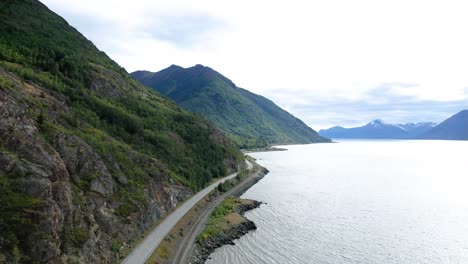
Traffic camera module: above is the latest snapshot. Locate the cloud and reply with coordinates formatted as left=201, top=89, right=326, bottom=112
left=40, top=0, right=468, bottom=130
left=40, top=0, right=227, bottom=52
left=143, top=15, right=225, bottom=48
left=264, top=84, right=468, bottom=130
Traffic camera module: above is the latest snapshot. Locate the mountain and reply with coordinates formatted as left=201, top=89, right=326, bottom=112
left=319, top=120, right=437, bottom=139
left=421, top=110, right=468, bottom=140
left=132, top=65, right=330, bottom=148
left=395, top=122, right=439, bottom=138
left=0, top=0, right=243, bottom=262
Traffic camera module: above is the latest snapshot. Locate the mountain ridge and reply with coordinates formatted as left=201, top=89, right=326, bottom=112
left=132, top=64, right=330, bottom=148
left=320, top=110, right=468, bottom=141
left=421, top=110, right=468, bottom=140
left=319, top=120, right=437, bottom=139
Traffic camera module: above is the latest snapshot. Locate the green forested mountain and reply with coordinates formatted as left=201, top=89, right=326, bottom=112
left=0, top=0, right=243, bottom=262
left=132, top=65, right=330, bottom=148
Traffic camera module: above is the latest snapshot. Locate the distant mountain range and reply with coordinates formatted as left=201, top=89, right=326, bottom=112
left=319, top=110, right=468, bottom=140
left=421, top=110, right=468, bottom=140
left=319, top=120, right=437, bottom=139
left=132, top=65, right=330, bottom=148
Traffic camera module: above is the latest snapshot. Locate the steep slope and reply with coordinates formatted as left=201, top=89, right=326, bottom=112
left=0, top=0, right=243, bottom=263
left=132, top=65, right=329, bottom=148
left=422, top=110, right=468, bottom=140
left=319, top=120, right=436, bottom=139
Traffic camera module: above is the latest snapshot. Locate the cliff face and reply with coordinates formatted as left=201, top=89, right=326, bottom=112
left=0, top=0, right=242, bottom=263
left=0, top=66, right=195, bottom=263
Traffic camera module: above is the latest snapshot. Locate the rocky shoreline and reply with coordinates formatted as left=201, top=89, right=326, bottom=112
left=243, top=146, right=288, bottom=153
left=189, top=166, right=269, bottom=264
left=190, top=200, right=262, bottom=264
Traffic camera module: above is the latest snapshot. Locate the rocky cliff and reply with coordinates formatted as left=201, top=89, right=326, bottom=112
left=0, top=0, right=243, bottom=263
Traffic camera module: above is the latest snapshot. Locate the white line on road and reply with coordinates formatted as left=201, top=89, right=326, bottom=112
left=121, top=159, right=251, bottom=264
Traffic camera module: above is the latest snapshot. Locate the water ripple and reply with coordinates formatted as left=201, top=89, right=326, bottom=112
left=207, top=141, right=468, bottom=264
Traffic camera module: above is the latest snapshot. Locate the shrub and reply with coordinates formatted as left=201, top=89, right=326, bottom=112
left=72, top=228, right=88, bottom=246
left=111, top=239, right=121, bottom=253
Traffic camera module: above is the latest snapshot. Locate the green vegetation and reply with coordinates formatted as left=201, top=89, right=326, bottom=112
left=216, top=167, right=250, bottom=193
left=132, top=65, right=330, bottom=149
left=72, top=228, right=89, bottom=246
left=0, top=0, right=244, bottom=261
left=0, top=0, right=243, bottom=191
left=197, top=196, right=238, bottom=242
left=156, top=244, right=169, bottom=259
left=111, top=239, right=121, bottom=254
left=0, top=172, right=42, bottom=260
left=0, top=75, right=14, bottom=90
left=163, top=234, right=173, bottom=242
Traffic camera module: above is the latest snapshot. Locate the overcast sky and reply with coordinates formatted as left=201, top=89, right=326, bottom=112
left=41, top=0, right=468, bottom=130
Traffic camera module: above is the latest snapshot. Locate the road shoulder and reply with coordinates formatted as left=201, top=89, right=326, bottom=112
left=146, top=159, right=268, bottom=264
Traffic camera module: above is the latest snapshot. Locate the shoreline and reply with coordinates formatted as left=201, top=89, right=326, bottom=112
left=242, top=140, right=335, bottom=153
left=189, top=166, right=268, bottom=264
left=190, top=199, right=262, bottom=264
left=121, top=160, right=252, bottom=264
left=242, top=146, right=288, bottom=153
left=145, top=160, right=268, bottom=264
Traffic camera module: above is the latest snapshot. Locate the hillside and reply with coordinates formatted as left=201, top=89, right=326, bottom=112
left=319, top=120, right=436, bottom=139
left=132, top=65, right=329, bottom=148
left=421, top=110, right=468, bottom=140
left=0, top=0, right=243, bottom=263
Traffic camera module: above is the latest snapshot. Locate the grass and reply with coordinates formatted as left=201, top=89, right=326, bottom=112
left=111, top=239, right=122, bottom=253
left=197, top=196, right=239, bottom=243
left=144, top=162, right=257, bottom=263
left=156, top=245, right=169, bottom=260
left=144, top=201, right=208, bottom=264
left=0, top=75, right=14, bottom=90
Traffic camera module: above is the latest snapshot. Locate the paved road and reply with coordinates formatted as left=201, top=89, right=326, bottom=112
left=121, top=160, right=252, bottom=264
left=171, top=162, right=261, bottom=264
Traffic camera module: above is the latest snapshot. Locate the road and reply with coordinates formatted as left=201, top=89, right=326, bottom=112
left=171, top=161, right=262, bottom=264
left=121, top=160, right=253, bottom=264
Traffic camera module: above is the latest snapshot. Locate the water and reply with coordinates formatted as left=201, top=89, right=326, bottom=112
left=207, top=140, right=468, bottom=264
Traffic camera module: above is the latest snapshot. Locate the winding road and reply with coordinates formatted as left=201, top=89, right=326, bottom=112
left=171, top=160, right=261, bottom=264
left=121, top=160, right=253, bottom=264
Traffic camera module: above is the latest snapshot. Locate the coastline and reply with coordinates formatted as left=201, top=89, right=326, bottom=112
left=121, top=160, right=252, bottom=264
left=190, top=200, right=262, bottom=264
left=145, top=160, right=268, bottom=264
left=242, top=146, right=288, bottom=153
left=242, top=139, right=335, bottom=154
left=189, top=166, right=268, bottom=264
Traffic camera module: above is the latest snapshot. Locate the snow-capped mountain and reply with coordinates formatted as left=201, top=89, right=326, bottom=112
left=319, top=120, right=437, bottom=139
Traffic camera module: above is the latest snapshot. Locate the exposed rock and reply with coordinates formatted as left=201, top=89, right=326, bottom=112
left=190, top=165, right=268, bottom=264
left=1, top=2, right=244, bottom=263
left=190, top=201, right=262, bottom=264
left=0, top=67, right=194, bottom=263
left=54, top=134, right=116, bottom=196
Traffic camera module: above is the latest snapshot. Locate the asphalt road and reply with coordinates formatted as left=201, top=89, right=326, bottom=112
left=121, top=160, right=252, bottom=264
left=171, top=161, right=261, bottom=264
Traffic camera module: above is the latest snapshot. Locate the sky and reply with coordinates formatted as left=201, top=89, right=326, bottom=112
left=41, top=0, right=468, bottom=130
